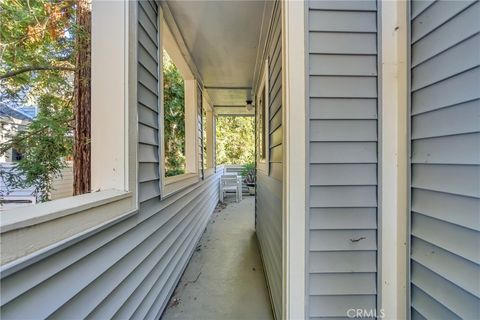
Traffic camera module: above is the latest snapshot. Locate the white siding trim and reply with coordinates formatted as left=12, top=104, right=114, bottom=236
left=184, top=79, right=199, bottom=174
left=378, top=1, right=409, bottom=319
left=282, top=1, right=307, bottom=318
left=205, top=109, right=215, bottom=169
left=0, top=190, right=133, bottom=265
left=257, top=60, right=270, bottom=174
left=91, top=0, right=134, bottom=192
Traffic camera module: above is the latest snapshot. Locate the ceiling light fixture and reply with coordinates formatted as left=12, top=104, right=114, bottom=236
left=246, top=100, right=253, bottom=111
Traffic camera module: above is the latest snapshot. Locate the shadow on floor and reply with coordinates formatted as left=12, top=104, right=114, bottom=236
left=161, top=196, right=273, bottom=320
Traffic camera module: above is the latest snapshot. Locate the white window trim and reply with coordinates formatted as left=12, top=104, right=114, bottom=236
left=378, top=1, right=409, bottom=318
left=204, top=94, right=215, bottom=173
left=159, top=11, right=200, bottom=197
left=257, top=59, right=269, bottom=174
left=0, top=0, right=138, bottom=267
left=282, top=1, right=306, bottom=319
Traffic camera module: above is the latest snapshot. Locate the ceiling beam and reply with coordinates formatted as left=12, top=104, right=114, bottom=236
left=204, top=86, right=252, bottom=90
left=214, top=106, right=254, bottom=116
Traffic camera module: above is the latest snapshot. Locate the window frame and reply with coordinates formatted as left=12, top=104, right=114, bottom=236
left=0, top=0, right=138, bottom=267
left=158, top=12, right=201, bottom=197
left=256, top=60, right=269, bottom=174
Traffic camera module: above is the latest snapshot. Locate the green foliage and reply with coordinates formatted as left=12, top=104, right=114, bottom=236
left=216, top=116, right=254, bottom=165
left=0, top=0, right=75, bottom=101
left=1, top=97, right=73, bottom=201
left=163, top=51, right=185, bottom=177
left=0, top=0, right=77, bottom=201
left=241, top=162, right=255, bottom=185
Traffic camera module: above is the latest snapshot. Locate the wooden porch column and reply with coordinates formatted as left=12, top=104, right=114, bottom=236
left=378, top=1, right=408, bottom=318
left=184, top=79, right=198, bottom=173
left=91, top=0, right=127, bottom=191
left=206, top=110, right=215, bottom=169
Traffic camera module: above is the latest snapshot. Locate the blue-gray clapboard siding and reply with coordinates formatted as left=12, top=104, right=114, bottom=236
left=0, top=174, right=221, bottom=319
left=0, top=2, right=219, bottom=319
left=307, top=0, right=378, bottom=318
left=138, top=0, right=161, bottom=202
left=409, top=1, right=480, bottom=319
left=256, top=2, right=283, bottom=319
left=198, top=87, right=204, bottom=178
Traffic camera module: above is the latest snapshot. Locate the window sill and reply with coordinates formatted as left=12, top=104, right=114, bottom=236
left=1, top=189, right=136, bottom=266
left=1, top=189, right=132, bottom=233
left=164, top=173, right=200, bottom=198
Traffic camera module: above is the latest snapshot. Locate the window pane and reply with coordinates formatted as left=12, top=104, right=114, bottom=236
left=1, top=1, right=90, bottom=207
left=163, top=50, right=186, bottom=177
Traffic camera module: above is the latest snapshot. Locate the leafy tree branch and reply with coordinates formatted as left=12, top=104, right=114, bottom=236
left=0, top=65, right=76, bottom=80
left=0, top=0, right=80, bottom=201
left=216, top=116, right=255, bottom=165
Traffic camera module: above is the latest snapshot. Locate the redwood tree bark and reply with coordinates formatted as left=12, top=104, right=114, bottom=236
left=73, top=0, right=91, bottom=195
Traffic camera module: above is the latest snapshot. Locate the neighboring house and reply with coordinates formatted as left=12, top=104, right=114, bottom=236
left=0, top=104, right=36, bottom=163
left=0, top=105, right=72, bottom=207
left=0, top=1, right=478, bottom=320
left=50, top=163, right=74, bottom=201
left=0, top=162, right=73, bottom=210
left=0, top=105, right=36, bottom=209
left=0, top=163, right=37, bottom=210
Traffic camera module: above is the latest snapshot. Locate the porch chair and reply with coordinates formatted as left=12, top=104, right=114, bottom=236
left=219, top=174, right=243, bottom=203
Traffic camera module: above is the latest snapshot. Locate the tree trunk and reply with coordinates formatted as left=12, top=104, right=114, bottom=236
left=73, top=0, right=91, bottom=195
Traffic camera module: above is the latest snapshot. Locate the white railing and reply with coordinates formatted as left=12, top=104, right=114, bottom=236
left=222, top=164, right=254, bottom=194
left=223, top=164, right=245, bottom=175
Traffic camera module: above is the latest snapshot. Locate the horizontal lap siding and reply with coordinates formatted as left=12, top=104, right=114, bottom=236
left=256, top=3, right=283, bottom=319
left=409, top=1, right=480, bottom=319
left=0, top=173, right=221, bottom=320
left=50, top=165, right=73, bottom=200
left=198, top=88, right=204, bottom=178
left=0, top=2, right=220, bottom=319
left=307, top=1, right=378, bottom=318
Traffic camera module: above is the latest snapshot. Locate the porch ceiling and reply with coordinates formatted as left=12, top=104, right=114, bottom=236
left=164, top=0, right=270, bottom=113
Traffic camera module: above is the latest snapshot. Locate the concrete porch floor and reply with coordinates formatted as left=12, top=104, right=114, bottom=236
left=161, top=196, right=274, bottom=320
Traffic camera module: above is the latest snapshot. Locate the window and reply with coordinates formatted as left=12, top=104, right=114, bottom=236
left=0, top=1, right=137, bottom=264
left=160, top=18, right=201, bottom=196
left=11, top=149, right=23, bottom=162
left=1, top=1, right=134, bottom=208
left=256, top=61, right=269, bottom=173
left=162, top=50, right=186, bottom=177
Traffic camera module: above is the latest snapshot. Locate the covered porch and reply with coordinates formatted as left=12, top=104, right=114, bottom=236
left=0, top=0, right=291, bottom=319
left=161, top=196, right=273, bottom=320
left=156, top=0, right=285, bottom=318
left=155, top=1, right=285, bottom=319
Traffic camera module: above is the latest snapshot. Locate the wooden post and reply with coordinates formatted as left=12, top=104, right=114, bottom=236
left=73, top=0, right=91, bottom=195
left=206, top=110, right=215, bottom=169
